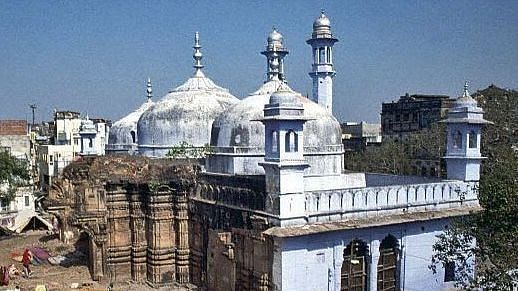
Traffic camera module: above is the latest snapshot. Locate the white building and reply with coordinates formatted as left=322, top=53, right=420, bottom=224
left=96, top=11, right=488, bottom=290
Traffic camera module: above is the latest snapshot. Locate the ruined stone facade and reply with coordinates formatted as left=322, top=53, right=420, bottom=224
left=46, top=155, right=275, bottom=289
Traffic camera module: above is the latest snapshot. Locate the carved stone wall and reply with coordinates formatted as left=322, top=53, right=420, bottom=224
left=47, top=156, right=275, bottom=289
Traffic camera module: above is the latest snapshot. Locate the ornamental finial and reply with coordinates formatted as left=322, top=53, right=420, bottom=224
left=193, top=32, right=204, bottom=77
left=463, top=80, right=470, bottom=98
left=146, top=78, right=153, bottom=101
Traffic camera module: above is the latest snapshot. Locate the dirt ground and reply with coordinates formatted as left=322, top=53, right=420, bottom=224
left=0, top=231, right=188, bottom=291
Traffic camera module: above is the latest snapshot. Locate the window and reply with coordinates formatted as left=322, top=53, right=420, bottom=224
left=444, top=261, right=455, bottom=282
left=341, top=240, right=368, bottom=291
left=88, top=138, right=93, bottom=147
left=468, top=130, right=477, bottom=148
left=24, top=196, right=30, bottom=207
left=271, top=131, right=278, bottom=153
left=49, top=155, right=53, bottom=165
left=130, top=131, right=136, bottom=144
left=285, top=130, right=298, bottom=152
left=319, top=47, right=325, bottom=64
left=378, top=235, right=400, bottom=290
left=452, top=131, right=462, bottom=149
left=326, top=47, right=331, bottom=63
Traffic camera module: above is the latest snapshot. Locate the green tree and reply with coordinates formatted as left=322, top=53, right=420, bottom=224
left=430, top=85, right=518, bottom=289
left=0, top=149, right=30, bottom=202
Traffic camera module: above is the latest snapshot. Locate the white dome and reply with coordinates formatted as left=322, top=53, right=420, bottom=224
left=207, top=80, right=343, bottom=175
left=108, top=101, right=153, bottom=149
left=137, top=74, right=239, bottom=157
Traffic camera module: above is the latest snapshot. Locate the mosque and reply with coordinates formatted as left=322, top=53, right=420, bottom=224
left=53, top=11, right=488, bottom=290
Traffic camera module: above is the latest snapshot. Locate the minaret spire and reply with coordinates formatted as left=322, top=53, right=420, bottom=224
left=463, top=80, right=470, bottom=97
left=193, top=31, right=204, bottom=77
left=307, top=11, right=338, bottom=113
left=261, top=28, right=289, bottom=83
left=146, top=78, right=153, bottom=102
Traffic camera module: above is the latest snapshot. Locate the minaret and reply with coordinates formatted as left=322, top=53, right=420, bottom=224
left=146, top=78, right=153, bottom=102
left=259, top=87, right=310, bottom=226
left=193, top=31, right=204, bottom=77
left=307, top=10, right=338, bottom=113
left=443, top=82, right=492, bottom=181
left=261, top=28, right=289, bottom=83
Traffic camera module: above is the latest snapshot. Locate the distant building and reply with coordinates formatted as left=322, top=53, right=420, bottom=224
left=37, top=144, right=75, bottom=190
left=35, top=112, right=109, bottom=189
left=0, top=120, right=30, bottom=160
left=341, top=121, right=382, bottom=151
left=381, top=93, right=454, bottom=140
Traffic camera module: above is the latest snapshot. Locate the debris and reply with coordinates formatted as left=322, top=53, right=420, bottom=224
left=70, top=282, right=80, bottom=288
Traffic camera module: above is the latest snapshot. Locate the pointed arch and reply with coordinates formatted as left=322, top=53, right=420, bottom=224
left=468, top=130, right=477, bottom=148
left=377, top=235, right=400, bottom=290
left=341, top=239, right=369, bottom=290
left=285, top=130, right=298, bottom=152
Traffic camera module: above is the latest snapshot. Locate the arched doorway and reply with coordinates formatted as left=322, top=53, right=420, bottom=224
left=377, top=235, right=400, bottom=291
left=341, top=239, right=369, bottom=291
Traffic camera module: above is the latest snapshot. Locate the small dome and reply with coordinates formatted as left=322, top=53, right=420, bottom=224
left=454, top=82, right=478, bottom=108
left=268, top=28, right=283, bottom=43
left=269, top=87, right=298, bottom=106
left=313, top=12, right=331, bottom=29
left=311, top=11, right=333, bottom=38
left=108, top=101, right=153, bottom=147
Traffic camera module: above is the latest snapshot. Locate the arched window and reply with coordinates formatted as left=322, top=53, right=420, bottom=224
left=285, top=130, right=298, bottom=152
left=271, top=130, right=278, bottom=153
left=341, top=240, right=369, bottom=291
left=468, top=130, right=477, bottom=148
left=378, top=235, right=400, bottom=290
left=319, top=47, right=325, bottom=64
left=130, top=131, right=136, bottom=144
left=452, top=131, right=462, bottom=149
left=327, top=47, right=331, bottom=63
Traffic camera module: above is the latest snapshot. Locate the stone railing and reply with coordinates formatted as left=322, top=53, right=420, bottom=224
left=304, top=180, right=478, bottom=223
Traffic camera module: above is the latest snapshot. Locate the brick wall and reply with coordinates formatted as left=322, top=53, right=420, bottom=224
left=0, top=120, right=27, bottom=135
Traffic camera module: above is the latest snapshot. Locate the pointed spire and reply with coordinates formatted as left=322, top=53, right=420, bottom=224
left=463, top=80, right=470, bottom=98
left=193, top=32, right=204, bottom=77
left=146, top=78, right=153, bottom=102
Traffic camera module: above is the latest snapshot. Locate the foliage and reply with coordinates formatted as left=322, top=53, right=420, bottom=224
left=345, top=123, right=445, bottom=175
left=0, top=149, right=30, bottom=202
left=429, top=86, right=518, bottom=289
left=166, top=141, right=213, bottom=159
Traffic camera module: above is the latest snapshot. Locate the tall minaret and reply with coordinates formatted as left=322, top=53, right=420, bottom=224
left=307, top=10, right=338, bottom=113
left=261, top=28, right=289, bottom=83
left=443, top=82, right=492, bottom=181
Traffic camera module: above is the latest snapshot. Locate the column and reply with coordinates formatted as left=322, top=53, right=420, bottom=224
left=369, top=239, right=380, bottom=291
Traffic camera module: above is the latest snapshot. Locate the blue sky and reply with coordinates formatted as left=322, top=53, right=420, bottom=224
left=0, top=0, right=516, bottom=123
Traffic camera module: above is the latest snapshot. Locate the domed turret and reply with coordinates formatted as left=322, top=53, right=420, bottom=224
left=137, top=32, right=239, bottom=157
left=262, top=28, right=289, bottom=82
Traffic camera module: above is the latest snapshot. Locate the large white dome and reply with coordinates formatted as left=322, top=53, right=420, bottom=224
left=207, top=80, right=343, bottom=175
left=137, top=73, right=238, bottom=157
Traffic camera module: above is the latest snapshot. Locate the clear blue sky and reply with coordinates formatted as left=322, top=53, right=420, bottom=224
left=1, top=0, right=516, bottom=123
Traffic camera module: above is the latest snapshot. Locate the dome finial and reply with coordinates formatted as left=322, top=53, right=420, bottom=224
left=146, top=78, right=153, bottom=102
left=193, top=31, right=204, bottom=77
left=463, top=80, right=470, bottom=98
